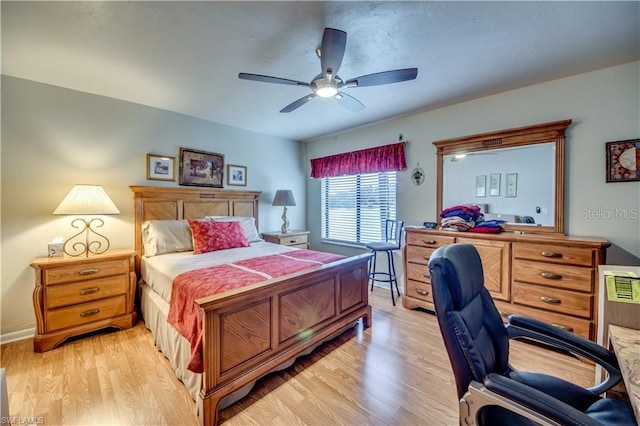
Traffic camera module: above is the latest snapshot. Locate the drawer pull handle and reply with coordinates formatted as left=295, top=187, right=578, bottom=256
left=416, top=289, right=429, bottom=296
left=540, top=296, right=561, bottom=304
left=540, top=252, right=562, bottom=258
left=551, top=323, right=574, bottom=332
left=498, top=311, right=513, bottom=317
left=80, top=287, right=100, bottom=295
left=289, top=240, right=298, bottom=243
left=540, top=272, right=562, bottom=280
left=423, top=273, right=430, bottom=278
left=79, top=268, right=99, bottom=276
left=423, top=240, right=437, bottom=245
left=80, top=309, right=100, bottom=318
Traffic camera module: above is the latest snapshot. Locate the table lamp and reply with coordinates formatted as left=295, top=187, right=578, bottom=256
left=272, top=189, right=296, bottom=234
left=53, top=184, right=120, bottom=257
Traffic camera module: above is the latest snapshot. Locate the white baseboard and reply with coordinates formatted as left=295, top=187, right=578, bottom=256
left=0, top=328, right=34, bottom=345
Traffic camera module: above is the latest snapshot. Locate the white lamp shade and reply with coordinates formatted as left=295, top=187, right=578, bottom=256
left=53, top=185, right=120, bottom=215
left=272, top=190, right=296, bottom=207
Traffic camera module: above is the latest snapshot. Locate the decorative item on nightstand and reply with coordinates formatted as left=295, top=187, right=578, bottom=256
left=272, top=189, right=296, bottom=234
left=53, top=185, right=120, bottom=257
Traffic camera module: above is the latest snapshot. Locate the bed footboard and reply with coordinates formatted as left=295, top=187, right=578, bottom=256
left=194, top=253, right=372, bottom=426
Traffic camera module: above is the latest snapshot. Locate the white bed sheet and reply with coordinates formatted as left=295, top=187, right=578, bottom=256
left=141, top=241, right=298, bottom=303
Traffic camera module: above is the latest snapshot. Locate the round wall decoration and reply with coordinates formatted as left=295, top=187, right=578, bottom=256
left=411, top=163, right=425, bottom=185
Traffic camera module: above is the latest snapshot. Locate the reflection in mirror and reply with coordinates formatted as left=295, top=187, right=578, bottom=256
left=434, top=119, right=571, bottom=235
left=443, top=143, right=555, bottom=226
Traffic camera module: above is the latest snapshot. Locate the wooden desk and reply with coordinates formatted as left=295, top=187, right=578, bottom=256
left=608, top=324, right=640, bottom=422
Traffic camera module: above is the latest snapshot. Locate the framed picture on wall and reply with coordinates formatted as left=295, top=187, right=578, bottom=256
left=505, top=173, right=518, bottom=197
left=179, top=147, right=224, bottom=187
left=226, top=164, right=247, bottom=186
left=605, top=139, right=640, bottom=182
left=146, top=154, right=175, bottom=181
left=475, top=175, right=486, bottom=197
left=489, top=173, right=501, bottom=196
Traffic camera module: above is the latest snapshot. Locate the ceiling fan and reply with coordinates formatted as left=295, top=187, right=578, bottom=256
left=238, top=28, right=418, bottom=113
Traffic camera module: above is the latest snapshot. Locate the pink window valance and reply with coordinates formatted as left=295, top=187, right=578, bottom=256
left=310, top=142, right=407, bottom=179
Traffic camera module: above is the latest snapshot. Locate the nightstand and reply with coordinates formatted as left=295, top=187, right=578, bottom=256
left=262, top=230, right=310, bottom=249
left=30, top=248, right=137, bottom=352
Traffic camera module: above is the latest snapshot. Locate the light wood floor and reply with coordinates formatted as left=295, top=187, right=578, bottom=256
left=1, top=289, right=595, bottom=425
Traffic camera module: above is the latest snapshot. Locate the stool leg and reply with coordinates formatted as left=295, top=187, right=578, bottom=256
left=390, top=250, right=400, bottom=297
left=369, top=250, right=377, bottom=291
left=386, top=250, right=396, bottom=306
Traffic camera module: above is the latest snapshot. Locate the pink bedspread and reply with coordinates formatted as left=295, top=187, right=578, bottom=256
left=167, top=250, right=346, bottom=373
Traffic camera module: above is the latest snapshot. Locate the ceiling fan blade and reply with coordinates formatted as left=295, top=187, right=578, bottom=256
left=238, top=73, right=309, bottom=87
left=344, top=68, right=418, bottom=88
left=335, top=92, right=365, bottom=112
left=320, top=28, right=347, bottom=78
left=280, top=94, right=316, bottom=113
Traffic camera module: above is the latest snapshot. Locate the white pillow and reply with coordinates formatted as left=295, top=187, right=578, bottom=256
left=202, top=216, right=263, bottom=243
left=142, top=220, right=193, bottom=257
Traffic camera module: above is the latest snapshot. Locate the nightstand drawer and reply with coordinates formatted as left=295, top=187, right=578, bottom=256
left=46, top=275, right=128, bottom=309
left=46, top=295, right=127, bottom=332
left=45, top=259, right=129, bottom=285
left=277, top=234, right=308, bottom=247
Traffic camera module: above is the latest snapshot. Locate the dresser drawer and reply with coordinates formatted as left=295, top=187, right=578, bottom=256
left=494, top=300, right=591, bottom=339
left=46, top=295, right=127, bottom=332
left=513, top=244, right=595, bottom=267
left=406, top=233, right=455, bottom=249
left=512, top=259, right=593, bottom=292
left=406, top=246, right=436, bottom=266
left=407, top=262, right=430, bottom=284
left=45, top=259, right=129, bottom=285
left=513, top=283, right=593, bottom=319
left=46, top=275, right=128, bottom=309
left=406, top=280, right=433, bottom=303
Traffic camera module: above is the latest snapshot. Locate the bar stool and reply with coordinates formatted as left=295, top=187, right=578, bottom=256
left=366, top=219, right=404, bottom=306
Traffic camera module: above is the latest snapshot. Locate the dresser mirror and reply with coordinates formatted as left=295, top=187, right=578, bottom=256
left=433, top=119, right=571, bottom=234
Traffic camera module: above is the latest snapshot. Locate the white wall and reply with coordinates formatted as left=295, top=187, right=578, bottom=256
left=0, top=76, right=306, bottom=338
left=305, top=62, right=640, bottom=266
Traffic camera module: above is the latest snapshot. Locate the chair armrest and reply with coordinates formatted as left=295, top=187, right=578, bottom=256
left=483, top=374, right=602, bottom=426
left=506, top=314, right=621, bottom=395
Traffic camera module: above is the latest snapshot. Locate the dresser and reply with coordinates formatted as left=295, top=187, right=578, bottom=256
left=30, top=249, right=137, bottom=352
left=262, top=230, right=310, bottom=249
left=403, top=227, right=610, bottom=341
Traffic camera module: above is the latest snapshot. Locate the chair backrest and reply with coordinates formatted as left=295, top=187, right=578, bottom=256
left=384, top=219, right=404, bottom=248
left=428, top=244, right=510, bottom=399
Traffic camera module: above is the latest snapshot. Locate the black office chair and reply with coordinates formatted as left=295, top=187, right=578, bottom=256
left=428, top=244, right=635, bottom=426
left=366, top=219, right=404, bottom=306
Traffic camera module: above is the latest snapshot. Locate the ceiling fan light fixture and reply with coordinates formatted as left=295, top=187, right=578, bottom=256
left=316, top=85, right=338, bottom=98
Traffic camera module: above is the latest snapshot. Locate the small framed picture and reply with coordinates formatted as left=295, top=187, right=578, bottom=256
left=146, top=154, right=175, bottom=181
left=505, top=173, right=518, bottom=197
left=606, top=139, right=640, bottom=182
left=179, top=147, right=224, bottom=188
left=227, top=164, right=247, bottom=186
left=489, top=173, right=501, bottom=197
left=475, top=175, right=486, bottom=197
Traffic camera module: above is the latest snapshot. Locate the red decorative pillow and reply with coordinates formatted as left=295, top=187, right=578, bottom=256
left=188, top=220, right=249, bottom=254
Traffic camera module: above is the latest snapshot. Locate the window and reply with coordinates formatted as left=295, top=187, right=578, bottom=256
left=321, top=172, right=397, bottom=246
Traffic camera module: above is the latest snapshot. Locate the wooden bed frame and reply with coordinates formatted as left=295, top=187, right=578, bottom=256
left=130, top=186, right=372, bottom=425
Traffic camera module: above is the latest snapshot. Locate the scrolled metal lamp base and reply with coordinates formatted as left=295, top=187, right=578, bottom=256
left=63, top=217, right=111, bottom=257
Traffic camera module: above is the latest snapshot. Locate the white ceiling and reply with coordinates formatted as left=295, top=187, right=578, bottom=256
left=2, top=1, right=639, bottom=141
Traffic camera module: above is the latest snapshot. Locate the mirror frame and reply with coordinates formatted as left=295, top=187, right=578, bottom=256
left=434, top=119, right=571, bottom=235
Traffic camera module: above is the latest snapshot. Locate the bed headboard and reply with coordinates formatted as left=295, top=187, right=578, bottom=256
left=130, top=185, right=262, bottom=276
